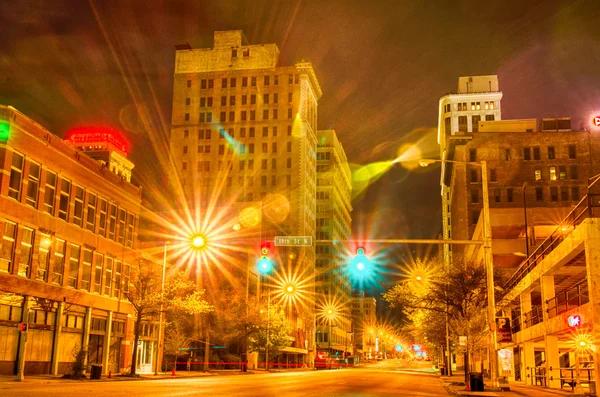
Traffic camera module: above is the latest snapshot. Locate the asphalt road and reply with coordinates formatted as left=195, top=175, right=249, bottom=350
left=0, top=360, right=445, bottom=397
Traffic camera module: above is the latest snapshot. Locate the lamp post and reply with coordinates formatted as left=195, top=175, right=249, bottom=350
left=155, top=242, right=168, bottom=375
left=420, top=159, right=497, bottom=387
left=344, top=332, right=354, bottom=360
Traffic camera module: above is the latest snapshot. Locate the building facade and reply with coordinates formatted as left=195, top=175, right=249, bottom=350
left=314, top=130, right=353, bottom=358
left=169, top=30, right=322, bottom=366
left=350, top=295, right=376, bottom=359
left=0, top=106, right=143, bottom=375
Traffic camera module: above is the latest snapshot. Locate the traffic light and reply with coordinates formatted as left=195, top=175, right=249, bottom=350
left=18, top=323, right=27, bottom=332
left=355, top=247, right=366, bottom=271
left=257, top=243, right=273, bottom=274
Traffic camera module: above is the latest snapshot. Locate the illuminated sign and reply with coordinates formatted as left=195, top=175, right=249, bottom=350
left=594, top=116, right=600, bottom=127
left=0, top=121, right=9, bottom=141
left=568, top=314, right=581, bottom=328
left=66, top=127, right=128, bottom=154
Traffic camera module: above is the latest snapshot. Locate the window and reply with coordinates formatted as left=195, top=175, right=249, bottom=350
left=469, top=148, right=477, bottom=162
left=559, top=166, right=567, bottom=180
left=262, top=126, right=268, bottom=137
left=208, top=79, right=213, bottom=88
left=200, top=79, right=206, bottom=89
left=0, top=221, right=17, bottom=273
left=550, top=187, right=558, bottom=201
left=249, top=143, right=254, bottom=154
left=271, top=175, right=276, bottom=186
left=533, top=147, right=541, bottom=160
left=262, top=143, right=268, bottom=153
left=230, top=78, right=236, bottom=88
left=264, top=76, right=270, bottom=86
left=523, top=148, right=531, bottom=161
left=288, top=108, right=293, bottom=119
left=507, top=188, right=514, bottom=203
left=251, top=94, right=257, bottom=103
left=504, top=148, right=511, bottom=161
left=536, top=187, right=543, bottom=201
left=263, top=109, right=269, bottom=120
left=221, top=96, right=226, bottom=106
left=472, top=115, right=481, bottom=132
left=494, top=188, right=501, bottom=203
left=104, top=257, right=113, bottom=296
left=288, top=125, right=292, bottom=136
left=485, top=114, right=495, bottom=121
left=287, top=158, right=292, bottom=168
left=230, top=95, right=235, bottom=106
left=126, top=214, right=135, bottom=248
left=188, top=80, right=193, bottom=88
left=262, top=159, right=267, bottom=170
left=249, top=127, right=255, bottom=138
left=568, top=145, right=576, bottom=159
left=68, top=244, right=81, bottom=288
left=108, top=204, right=117, bottom=241
left=274, top=75, right=278, bottom=85
left=219, top=145, right=225, bottom=155
left=248, top=160, right=254, bottom=170
left=207, top=97, right=213, bottom=107
left=37, top=233, right=51, bottom=281
left=94, top=253, right=103, bottom=293
left=98, top=198, right=107, bottom=237
left=250, top=110, right=255, bottom=121
left=58, top=178, right=71, bottom=221
left=549, top=166, right=557, bottom=180
left=73, top=186, right=84, bottom=227
left=471, top=189, right=479, bottom=203
left=470, top=169, right=478, bottom=183
left=288, top=92, right=293, bottom=103
left=18, top=227, right=34, bottom=277
left=185, top=97, right=190, bottom=106
left=261, top=176, right=267, bottom=187
left=271, top=158, right=277, bottom=170
left=272, top=142, right=277, bottom=153
left=548, top=146, right=555, bottom=160
left=458, top=116, right=467, bottom=132
left=43, top=170, right=57, bottom=215
left=570, top=166, right=578, bottom=180
left=534, top=169, right=542, bottom=181
left=123, top=262, right=131, bottom=294
left=561, top=186, right=569, bottom=201
left=206, top=129, right=212, bottom=139
left=222, top=78, right=227, bottom=88
left=251, top=76, right=256, bottom=87
left=274, top=93, right=278, bottom=103
left=242, top=77, right=248, bottom=87
left=8, top=152, right=24, bottom=200
left=490, top=169, right=497, bottom=182
left=52, top=239, right=66, bottom=285
left=286, top=175, right=291, bottom=186
left=82, top=249, right=93, bottom=292
left=220, top=112, right=226, bottom=122
left=200, top=98, right=206, bottom=107
left=264, top=93, right=269, bottom=104
left=272, top=126, right=278, bottom=137
left=184, top=113, right=189, bottom=121
left=26, top=162, right=41, bottom=208
left=572, top=187, right=580, bottom=201
left=117, top=209, right=126, bottom=244
left=206, top=112, right=212, bottom=122
left=273, top=109, right=278, bottom=119
left=229, top=111, right=234, bottom=122
left=287, top=141, right=292, bottom=152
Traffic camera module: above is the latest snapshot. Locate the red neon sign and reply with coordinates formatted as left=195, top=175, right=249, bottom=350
left=66, top=126, right=129, bottom=154
left=568, top=314, right=581, bottom=328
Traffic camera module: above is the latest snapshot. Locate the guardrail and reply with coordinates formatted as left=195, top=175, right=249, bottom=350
left=523, top=305, right=543, bottom=329
left=549, top=366, right=595, bottom=391
left=546, top=281, right=589, bottom=319
left=528, top=366, right=546, bottom=386
left=504, top=176, right=600, bottom=292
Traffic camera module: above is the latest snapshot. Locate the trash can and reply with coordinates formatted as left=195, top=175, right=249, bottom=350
left=241, top=363, right=247, bottom=372
left=469, top=372, right=484, bottom=391
left=440, top=367, right=447, bottom=376
left=90, top=364, right=103, bottom=380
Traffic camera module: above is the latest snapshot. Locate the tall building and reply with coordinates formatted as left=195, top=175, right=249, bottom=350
left=438, top=75, right=503, bottom=263
left=350, top=295, right=376, bottom=359
left=0, top=105, right=144, bottom=375
left=315, top=130, right=352, bottom=358
left=169, top=30, right=322, bottom=366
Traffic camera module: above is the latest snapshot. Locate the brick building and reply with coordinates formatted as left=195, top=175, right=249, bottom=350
left=0, top=106, right=143, bottom=375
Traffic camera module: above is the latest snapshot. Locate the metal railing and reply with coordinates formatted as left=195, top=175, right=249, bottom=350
left=549, top=366, right=595, bottom=391
left=511, top=314, right=521, bottom=334
left=528, top=366, right=546, bottom=386
left=546, top=281, right=589, bottom=319
left=504, top=176, right=600, bottom=292
left=522, top=305, right=543, bottom=329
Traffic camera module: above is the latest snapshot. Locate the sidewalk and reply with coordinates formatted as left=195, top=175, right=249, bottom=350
left=0, top=367, right=316, bottom=384
left=439, top=372, right=592, bottom=397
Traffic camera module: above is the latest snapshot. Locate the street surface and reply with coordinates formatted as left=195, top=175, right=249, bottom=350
left=0, top=360, right=445, bottom=397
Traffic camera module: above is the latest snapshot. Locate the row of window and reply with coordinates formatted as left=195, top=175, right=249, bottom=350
left=189, top=108, right=295, bottom=123
left=469, top=145, right=579, bottom=163
left=187, top=125, right=295, bottom=140
left=189, top=74, right=300, bottom=90
left=470, top=186, right=581, bottom=206
left=443, top=101, right=496, bottom=113
left=0, top=220, right=131, bottom=297
left=457, top=114, right=495, bottom=132
left=182, top=157, right=294, bottom=172
left=190, top=92, right=294, bottom=108
left=183, top=140, right=293, bottom=157
left=469, top=166, right=579, bottom=183
left=7, top=152, right=136, bottom=247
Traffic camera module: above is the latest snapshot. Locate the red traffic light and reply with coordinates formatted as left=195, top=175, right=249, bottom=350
left=19, top=323, right=27, bottom=332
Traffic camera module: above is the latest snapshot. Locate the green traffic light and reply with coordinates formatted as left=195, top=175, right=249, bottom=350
left=0, top=122, right=10, bottom=141
left=257, top=256, right=273, bottom=274
left=357, top=247, right=365, bottom=256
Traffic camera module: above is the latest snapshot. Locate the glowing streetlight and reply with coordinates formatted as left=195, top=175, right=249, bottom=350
left=286, top=285, right=295, bottom=294
left=191, top=235, right=206, bottom=249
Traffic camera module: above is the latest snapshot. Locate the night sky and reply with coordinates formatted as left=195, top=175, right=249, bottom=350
left=1, top=0, right=599, bottom=287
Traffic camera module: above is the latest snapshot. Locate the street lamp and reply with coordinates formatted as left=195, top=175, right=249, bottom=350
left=420, top=158, right=497, bottom=386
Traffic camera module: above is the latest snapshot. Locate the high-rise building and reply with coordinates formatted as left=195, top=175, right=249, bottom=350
left=315, top=130, right=352, bottom=358
left=438, top=75, right=503, bottom=263
left=0, top=106, right=144, bottom=375
left=169, top=30, right=322, bottom=366
left=350, top=295, right=376, bottom=359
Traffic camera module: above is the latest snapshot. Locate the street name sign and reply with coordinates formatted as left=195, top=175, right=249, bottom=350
left=274, top=236, right=313, bottom=246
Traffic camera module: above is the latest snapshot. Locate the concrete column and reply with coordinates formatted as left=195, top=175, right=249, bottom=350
left=82, top=307, right=92, bottom=371
left=50, top=301, right=64, bottom=375
left=102, top=311, right=112, bottom=374
left=16, top=296, right=31, bottom=380
left=544, top=335, right=560, bottom=389
left=523, top=342, right=536, bottom=385
left=520, top=291, right=532, bottom=328
left=540, top=275, right=555, bottom=322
